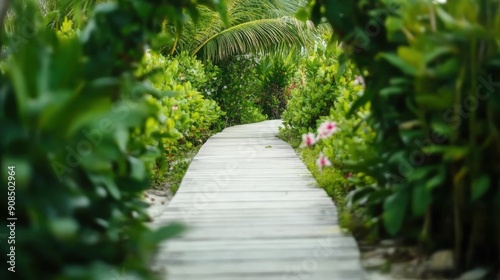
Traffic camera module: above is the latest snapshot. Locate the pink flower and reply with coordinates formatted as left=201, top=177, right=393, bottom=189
left=317, top=121, right=338, bottom=139
left=300, top=133, right=316, bottom=147
left=353, top=75, right=365, bottom=86
left=316, top=153, right=332, bottom=171
left=172, top=105, right=178, bottom=111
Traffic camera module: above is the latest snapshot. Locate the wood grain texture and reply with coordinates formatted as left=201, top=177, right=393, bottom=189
left=151, top=120, right=366, bottom=280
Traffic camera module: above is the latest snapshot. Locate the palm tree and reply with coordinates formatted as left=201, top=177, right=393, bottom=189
left=37, top=0, right=102, bottom=28
left=170, top=0, right=320, bottom=62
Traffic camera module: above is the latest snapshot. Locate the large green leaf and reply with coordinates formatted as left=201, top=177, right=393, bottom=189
left=471, top=175, right=491, bottom=202
left=412, top=184, right=432, bottom=216
left=383, top=188, right=410, bottom=235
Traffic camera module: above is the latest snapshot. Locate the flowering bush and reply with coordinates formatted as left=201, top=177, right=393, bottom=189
left=280, top=46, right=375, bottom=229
left=307, top=0, right=500, bottom=273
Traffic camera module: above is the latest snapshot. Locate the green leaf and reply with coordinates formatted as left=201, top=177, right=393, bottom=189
left=424, top=46, right=455, bottom=64
left=49, top=218, right=79, bottom=239
left=385, top=17, right=403, bottom=33
left=89, top=174, right=121, bottom=200
left=129, top=156, right=146, bottom=181
left=379, top=53, right=417, bottom=76
left=140, top=223, right=186, bottom=250
left=412, top=184, right=432, bottom=216
left=383, top=189, right=409, bottom=235
left=435, top=7, right=457, bottom=29
left=429, top=58, right=460, bottom=79
left=426, top=168, right=445, bottom=191
left=415, top=94, right=453, bottom=110
left=114, top=126, right=129, bottom=152
left=471, top=175, right=491, bottom=202
left=422, top=145, right=468, bottom=160
left=380, top=86, right=405, bottom=97
left=431, top=121, right=454, bottom=138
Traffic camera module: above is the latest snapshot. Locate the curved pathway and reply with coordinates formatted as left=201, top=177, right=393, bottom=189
left=151, top=120, right=365, bottom=280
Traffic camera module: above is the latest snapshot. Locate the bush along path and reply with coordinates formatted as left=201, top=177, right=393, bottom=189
left=149, top=120, right=365, bottom=280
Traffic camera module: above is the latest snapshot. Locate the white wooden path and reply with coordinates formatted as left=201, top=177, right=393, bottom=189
left=151, top=120, right=365, bottom=280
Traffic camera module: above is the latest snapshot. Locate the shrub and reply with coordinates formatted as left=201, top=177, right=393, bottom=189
left=280, top=47, right=375, bottom=229
left=255, top=54, right=295, bottom=119
left=307, top=0, right=500, bottom=273
left=281, top=47, right=348, bottom=133
left=136, top=51, right=222, bottom=186
left=208, top=55, right=266, bottom=127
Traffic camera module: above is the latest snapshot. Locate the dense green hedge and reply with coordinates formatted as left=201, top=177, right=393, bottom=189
left=137, top=51, right=222, bottom=188
left=305, top=0, right=500, bottom=274
left=256, top=53, right=295, bottom=119
left=208, top=55, right=266, bottom=127
left=282, top=46, right=347, bottom=132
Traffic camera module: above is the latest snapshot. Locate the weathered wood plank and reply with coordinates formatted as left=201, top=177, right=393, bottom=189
left=159, top=237, right=358, bottom=251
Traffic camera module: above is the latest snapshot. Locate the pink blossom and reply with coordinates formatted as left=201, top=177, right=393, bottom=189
left=300, top=133, right=317, bottom=148
left=353, top=75, right=365, bottom=86
left=316, top=153, right=332, bottom=171
left=317, top=121, right=338, bottom=139
left=172, top=105, right=178, bottom=111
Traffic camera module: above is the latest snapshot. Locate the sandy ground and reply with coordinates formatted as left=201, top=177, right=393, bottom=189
left=144, top=189, right=173, bottom=221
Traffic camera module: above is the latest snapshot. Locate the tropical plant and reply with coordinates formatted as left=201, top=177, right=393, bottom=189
left=136, top=50, right=222, bottom=186
left=169, top=0, right=317, bottom=62
left=207, top=55, right=266, bottom=127
left=280, top=44, right=374, bottom=230
left=255, top=52, right=295, bottom=119
left=282, top=45, right=348, bottom=133
left=305, top=0, right=500, bottom=275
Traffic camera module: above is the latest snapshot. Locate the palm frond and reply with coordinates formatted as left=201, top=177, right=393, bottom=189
left=193, top=16, right=315, bottom=62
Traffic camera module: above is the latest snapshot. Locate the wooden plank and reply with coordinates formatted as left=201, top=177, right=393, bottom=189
left=152, top=217, right=338, bottom=227
left=156, top=247, right=359, bottom=262
left=156, top=273, right=364, bottom=280
left=167, top=200, right=336, bottom=209
left=158, top=207, right=338, bottom=218
left=159, top=237, right=358, bottom=251
left=169, top=191, right=329, bottom=202
left=151, top=258, right=366, bottom=280
left=167, top=225, right=345, bottom=240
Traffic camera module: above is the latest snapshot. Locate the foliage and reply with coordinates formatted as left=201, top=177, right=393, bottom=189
left=255, top=53, right=295, bottom=119
left=169, top=0, right=317, bottom=62
left=280, top=46, right=375, bottom=230
left=0, top=0, right=225, bottom=279
left=208, top=55, right=266, bottom=127
left=306, top=0, right=500, bottom=273
left=136, top=50, right=222, bottom=186
left=282, top=46, right=352, bottom=133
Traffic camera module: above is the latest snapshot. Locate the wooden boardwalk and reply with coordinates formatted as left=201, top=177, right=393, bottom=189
left=151, top=120, right=365, bottom=280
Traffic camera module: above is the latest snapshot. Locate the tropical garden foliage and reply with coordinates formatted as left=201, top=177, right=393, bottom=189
left=136, top=50, right=222, bottom=190
left=1, top=0, right=499, bottom=278
left=291, top=0, right=499, bottom=276
left=280, top=43, right=375, bottom=230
